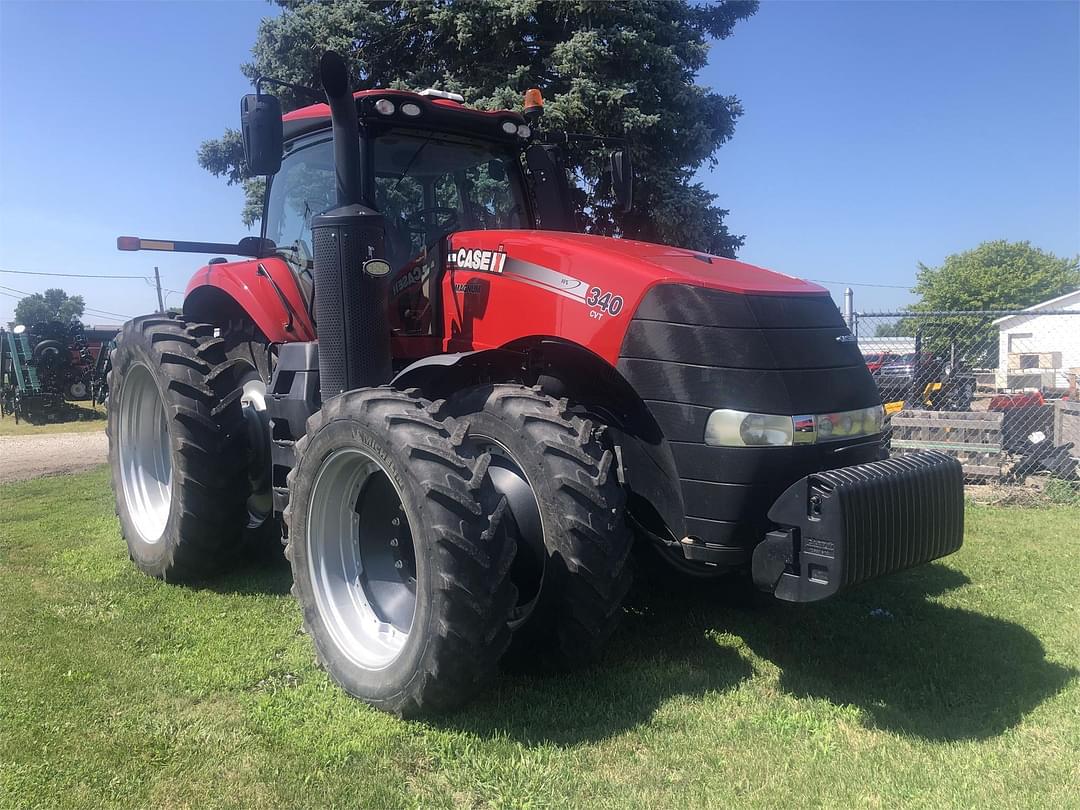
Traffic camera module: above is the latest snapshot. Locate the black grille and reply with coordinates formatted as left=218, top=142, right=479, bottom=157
left=619, top=283, right=882, bottom=549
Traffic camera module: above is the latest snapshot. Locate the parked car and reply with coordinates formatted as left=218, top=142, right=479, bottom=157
left=876, top=351, right=976, bottom=411
left=863, top=351, right=896, bottom=374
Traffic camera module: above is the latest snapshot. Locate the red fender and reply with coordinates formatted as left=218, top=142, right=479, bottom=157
left=184, top=257, right=315, bottom=342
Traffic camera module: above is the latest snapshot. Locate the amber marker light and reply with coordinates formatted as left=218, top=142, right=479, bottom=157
left=523, top=87, right=544, bottom=124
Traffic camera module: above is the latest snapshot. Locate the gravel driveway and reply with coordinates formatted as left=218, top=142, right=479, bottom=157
left=0, top=432, right=109, bottom=484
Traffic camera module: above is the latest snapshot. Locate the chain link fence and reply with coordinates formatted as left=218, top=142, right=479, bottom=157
left=852, top=308, right=1080, bottom=499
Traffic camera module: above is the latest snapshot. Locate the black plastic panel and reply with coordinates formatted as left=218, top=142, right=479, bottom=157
left=639, top=401, right=713, bottom=443
left=620, top=321, right=863, bottom=370
left=679, top=479, right=778, bottom=522
left=634, top=284, right=845, bottom=328
left=670, top=439, right=881, bottom=486
left=683, top=516, right=752, bottom=547
left=618, top=357, right=878, bottom=414
left=267, top=341, right=320, bottom=515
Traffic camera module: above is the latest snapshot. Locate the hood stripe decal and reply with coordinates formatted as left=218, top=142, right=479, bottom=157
left=502, top=258, right=588, bottom=302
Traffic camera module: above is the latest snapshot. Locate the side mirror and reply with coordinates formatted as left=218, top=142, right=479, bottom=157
left=241, top=94, right=283, bottom=176
left=610, top=149, right=633, bottom=213
left=237, top=236, right=277, bottom=257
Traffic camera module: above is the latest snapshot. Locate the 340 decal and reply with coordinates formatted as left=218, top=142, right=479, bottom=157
left=586, top=287, right=624, bottom=316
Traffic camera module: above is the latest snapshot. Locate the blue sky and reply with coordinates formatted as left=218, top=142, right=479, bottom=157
left=0, top=0, right=1077, bottom=325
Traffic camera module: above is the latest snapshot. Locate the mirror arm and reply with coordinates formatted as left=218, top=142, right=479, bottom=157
left=116, top=236, right=275, bottom=258
left=254, top=76, right=324, bottom=104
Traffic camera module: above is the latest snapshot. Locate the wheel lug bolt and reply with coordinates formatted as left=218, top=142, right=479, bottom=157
left=390, top=538, right=399, bottom=547
left=394, top=560, right=403, bottom=569
left=391, top=517, right=400, bottom=527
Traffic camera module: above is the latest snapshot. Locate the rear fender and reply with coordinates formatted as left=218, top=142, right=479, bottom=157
left=183, top=257, right=315, bottom=341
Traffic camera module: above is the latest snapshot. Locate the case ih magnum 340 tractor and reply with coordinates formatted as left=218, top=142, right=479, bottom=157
left=109, top=52, right=963, bottom=715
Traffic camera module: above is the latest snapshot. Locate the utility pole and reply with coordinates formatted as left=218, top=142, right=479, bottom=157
left=153, top=266, right=165, bottom=314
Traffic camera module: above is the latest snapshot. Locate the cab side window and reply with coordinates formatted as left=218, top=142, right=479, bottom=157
left=264, top=139, right=335, bottom=258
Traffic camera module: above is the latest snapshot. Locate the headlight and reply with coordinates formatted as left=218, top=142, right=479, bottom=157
left=400, top=102, right=422, bottom=117
left=374, top=99, right=396, bottom=115
left=501, top=120, right=519, bottom=134
left=704, top=406, right=884, bottom=447
left=705, top=410, right=794, bottom=447
left=814, top=406, right=884, bottom=440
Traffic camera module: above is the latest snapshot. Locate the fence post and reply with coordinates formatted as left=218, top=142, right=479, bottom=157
left=843, top=287, right=854, bottom=330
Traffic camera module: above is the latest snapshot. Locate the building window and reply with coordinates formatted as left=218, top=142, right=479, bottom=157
left=1008, top=333, right=1033, bottom=352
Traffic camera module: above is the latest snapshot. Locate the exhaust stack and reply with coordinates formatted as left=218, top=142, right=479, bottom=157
left=311, top=51, right=392, bottom=400
left=320, top=51, right=365, bottom=208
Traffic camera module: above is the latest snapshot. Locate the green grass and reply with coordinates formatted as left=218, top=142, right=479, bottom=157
left=0, top=403, right=106, bottom=436
left=1, top=468, right=1077, bottom=809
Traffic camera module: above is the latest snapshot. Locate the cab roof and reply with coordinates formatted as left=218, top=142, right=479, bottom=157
left=281, top=88, right=527, bottom=144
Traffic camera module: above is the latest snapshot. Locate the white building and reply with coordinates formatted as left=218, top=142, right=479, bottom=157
left=992, top=289, right=1080, bottom=391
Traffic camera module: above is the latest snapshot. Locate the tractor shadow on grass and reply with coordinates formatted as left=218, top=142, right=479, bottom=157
left=447, top=621, right=756, bottom=746
left=197, top=543, right=294, bottom=598
left=450, top=562, right=1074, bottom=745
left=200, top=544, right=1073, bottom=746
left=648, top=562, right=1075, bottom=742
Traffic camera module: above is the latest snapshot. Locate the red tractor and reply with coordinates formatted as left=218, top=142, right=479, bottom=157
left=108, top=52, right=963, bottom=715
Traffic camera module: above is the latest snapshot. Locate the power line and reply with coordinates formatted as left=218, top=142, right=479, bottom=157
left=0, top=267, right=150, bottom=280
left=807, top=278, right=914, bottom=290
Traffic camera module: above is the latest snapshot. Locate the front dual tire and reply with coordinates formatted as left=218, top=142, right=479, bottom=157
left=285, top=384, right=635, bottom=712
left=284, top=388, right=518, bottom=716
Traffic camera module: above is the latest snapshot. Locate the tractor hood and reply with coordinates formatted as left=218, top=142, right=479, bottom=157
left=446, top=230, right=825, bottom=297
left=441, top=230, right=836, bottom=364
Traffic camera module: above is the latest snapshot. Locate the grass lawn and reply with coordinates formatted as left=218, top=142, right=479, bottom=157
left=1, top=468, right=1077, bottom=809
left=0, top=403, right=106, bottom=436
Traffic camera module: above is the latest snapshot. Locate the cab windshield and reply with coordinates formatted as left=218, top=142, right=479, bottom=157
left=264, top=130, right=529, bottom=271
left=375, top=130, right=528, bottom=269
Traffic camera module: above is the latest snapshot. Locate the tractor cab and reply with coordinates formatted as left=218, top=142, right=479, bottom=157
left=264, top=117, right=534, bottom=335
left=250, top=81, right=630, bottom=335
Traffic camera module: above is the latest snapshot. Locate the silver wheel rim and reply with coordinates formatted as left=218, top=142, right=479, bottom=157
left=118, top=363, right=172, bottom=544
left=307, top=448, right=416, bottom=670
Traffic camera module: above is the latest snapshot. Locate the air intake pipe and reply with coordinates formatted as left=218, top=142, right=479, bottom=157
left=311, top=51, right=392, bottom=401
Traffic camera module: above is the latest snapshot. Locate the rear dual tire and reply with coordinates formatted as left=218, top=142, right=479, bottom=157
left=107, top=316, right=267, bottom=580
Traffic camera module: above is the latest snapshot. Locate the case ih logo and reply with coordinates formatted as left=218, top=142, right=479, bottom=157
left=449, top=248, right=507, bottom=274
left=391, top=266, right=424, bottom=296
